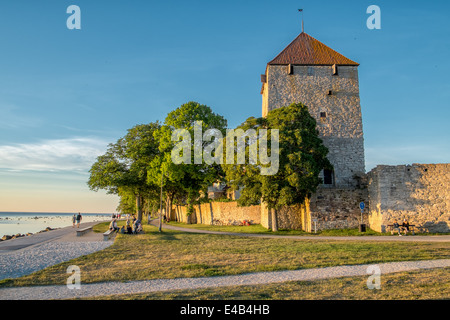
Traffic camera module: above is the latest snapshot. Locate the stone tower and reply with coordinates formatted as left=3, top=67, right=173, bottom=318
left=261, top=32, right=365, bottom=188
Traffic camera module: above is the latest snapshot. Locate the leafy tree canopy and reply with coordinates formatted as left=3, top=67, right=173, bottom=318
left=223, top=102, right=332, bottom=211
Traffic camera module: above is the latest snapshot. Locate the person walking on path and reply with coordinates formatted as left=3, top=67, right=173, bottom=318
left=76, top=212, right=82, bottom=228
left=72, top=214, right=77, bottom=228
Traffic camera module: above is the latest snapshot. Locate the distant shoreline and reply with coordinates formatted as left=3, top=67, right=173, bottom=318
left=0, top=226, right=59, bottom=242
left=0, top=212, right=113, bottom=215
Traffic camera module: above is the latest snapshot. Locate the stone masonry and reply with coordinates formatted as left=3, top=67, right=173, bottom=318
left=367, top=164, right=450, bottom=233
left=262, top=64, right=365, bottom=188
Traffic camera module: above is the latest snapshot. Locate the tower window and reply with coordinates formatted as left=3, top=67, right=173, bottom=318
left=327, top=90, right=333, bottom=96
left=320, top=112, right=327, bottom=119
left=332, top=64, right=338, bottom=75
left=323, top=169, right=333, bottom=185
left=287, top=64, right=293, bottom=75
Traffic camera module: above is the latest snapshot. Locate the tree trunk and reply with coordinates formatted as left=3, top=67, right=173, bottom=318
left=165, top=195, right=173, bottom=222
left=136, top=194, right=143, bottom=221
left=271, top=208, right=278, bottom=232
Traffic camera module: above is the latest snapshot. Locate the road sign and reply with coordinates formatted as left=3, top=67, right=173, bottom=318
left=360, top=202, right=365, bottom=210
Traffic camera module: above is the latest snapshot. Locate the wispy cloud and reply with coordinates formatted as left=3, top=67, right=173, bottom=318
left=0, top=104, right=43, bottom=129
left=0, top=137, right=109, bottom=172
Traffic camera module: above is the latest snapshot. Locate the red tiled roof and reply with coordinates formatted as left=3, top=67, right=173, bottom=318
left=268, top=32, right=359, bottom=66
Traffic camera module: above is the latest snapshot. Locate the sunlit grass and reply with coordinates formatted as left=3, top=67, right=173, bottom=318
left=166, top=221, right=384, bottom=236
left=1, top=222, right=448, bottom=288
left=91, top=267, right=450, bottom=300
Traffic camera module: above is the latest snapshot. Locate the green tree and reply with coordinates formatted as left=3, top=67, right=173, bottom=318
left=88, top=122, right=161, bottom=221
left=223, top=102, right=332, bottom=231
left=148, top=101, right=227, bottom=222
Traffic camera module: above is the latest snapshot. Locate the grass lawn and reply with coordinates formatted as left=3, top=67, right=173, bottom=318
left=90, top=267, right=450, bottom=300
left=164, top=221, right=385, bottom=236
left=164, top=221, right=450, bottom=236
left=0, top=222, right=448, bottom=288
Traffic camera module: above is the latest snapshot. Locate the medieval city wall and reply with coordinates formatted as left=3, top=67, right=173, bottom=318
left=367, top=164, right=450, bottom=233
left=310, top=187, right=369, bottom=230
left=174, top=201, right=261, bottom=226
left=260, top=201, right=307, bottom=231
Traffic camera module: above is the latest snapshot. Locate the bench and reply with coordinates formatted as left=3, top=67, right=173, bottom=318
left=387, top=224, right=416, bottom=235
left=103, top=229, right=116, bottom=241
left=76, top=226, right=93, bottom=237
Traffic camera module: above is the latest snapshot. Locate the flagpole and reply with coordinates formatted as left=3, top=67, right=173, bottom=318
left=298, top=9, right=304, bottom=33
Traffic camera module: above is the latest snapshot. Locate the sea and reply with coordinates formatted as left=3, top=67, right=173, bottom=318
left=0, top=212, right=113, bottom=239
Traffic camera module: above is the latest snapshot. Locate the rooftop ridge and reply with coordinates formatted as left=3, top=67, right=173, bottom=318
left=268, top=32, right=359, bottom=66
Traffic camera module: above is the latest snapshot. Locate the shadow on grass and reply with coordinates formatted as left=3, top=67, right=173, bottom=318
left=181, top=263, right=225, bottom=277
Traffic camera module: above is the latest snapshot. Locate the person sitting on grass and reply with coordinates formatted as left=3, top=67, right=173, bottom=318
left=391, top=220, right=402, bottom=236
left=402, top=219, right=410, bottom=235
left=136, top=222, right=143, bottom=234
left=126, top=223, right=133, bottom=234
left=133, top=219, right=142, bottom=234
left=120, top=226, right=126, bottom=234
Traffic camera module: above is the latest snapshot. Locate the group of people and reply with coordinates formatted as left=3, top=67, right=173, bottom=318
left=72, top=212, right=82, bottom=228
left=109, top=214, right=143, bottom=235
left=391, top=219, right=411, bottom=236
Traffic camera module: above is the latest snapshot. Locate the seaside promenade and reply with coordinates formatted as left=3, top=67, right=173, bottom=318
left=0, top=221, right=108, bottom=252
left=0, top=221, right=114, bottom=282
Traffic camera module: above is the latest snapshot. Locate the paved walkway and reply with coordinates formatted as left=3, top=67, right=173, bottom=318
left=1, top=259, right=449, bottom=300
left=0, top=221, right=115, bottom=281
left=0, top=221, right=110, bottom=252
left=154, top=221, right=450, bottom=242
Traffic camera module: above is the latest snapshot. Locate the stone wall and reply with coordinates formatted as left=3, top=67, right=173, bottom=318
left=262, top=65, right=365, bottom=188
left=174, top=201, right=261, bottom=226
left=367, top=164, right=450, bottom=233
left=310, top=187, right=369, bottom=230
left=260, top=188, right=369, bottom=232
left=260, top=201, right=308, bottom=231
left=173, top=185, right=371, bottom=232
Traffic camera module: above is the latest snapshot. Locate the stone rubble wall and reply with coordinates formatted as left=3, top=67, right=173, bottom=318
left=367, top=164, right=450, bottom=233
left=310, top=187, right=369, bottom=230
left=174, top=201, right=261, bottom=226
left=260, top=201, right=308, bottom=231
left=260, top=188, right=368, bottom=232
left=171, top=164, right=449, bottom=233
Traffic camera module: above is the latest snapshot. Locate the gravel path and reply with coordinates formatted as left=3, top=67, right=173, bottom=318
left=1, top=259, right=449, bottom=300
left=0, top=241, right=113, bottom=281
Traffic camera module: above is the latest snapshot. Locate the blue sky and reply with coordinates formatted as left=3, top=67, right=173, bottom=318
left=0, top=0, right=449, bottom=213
